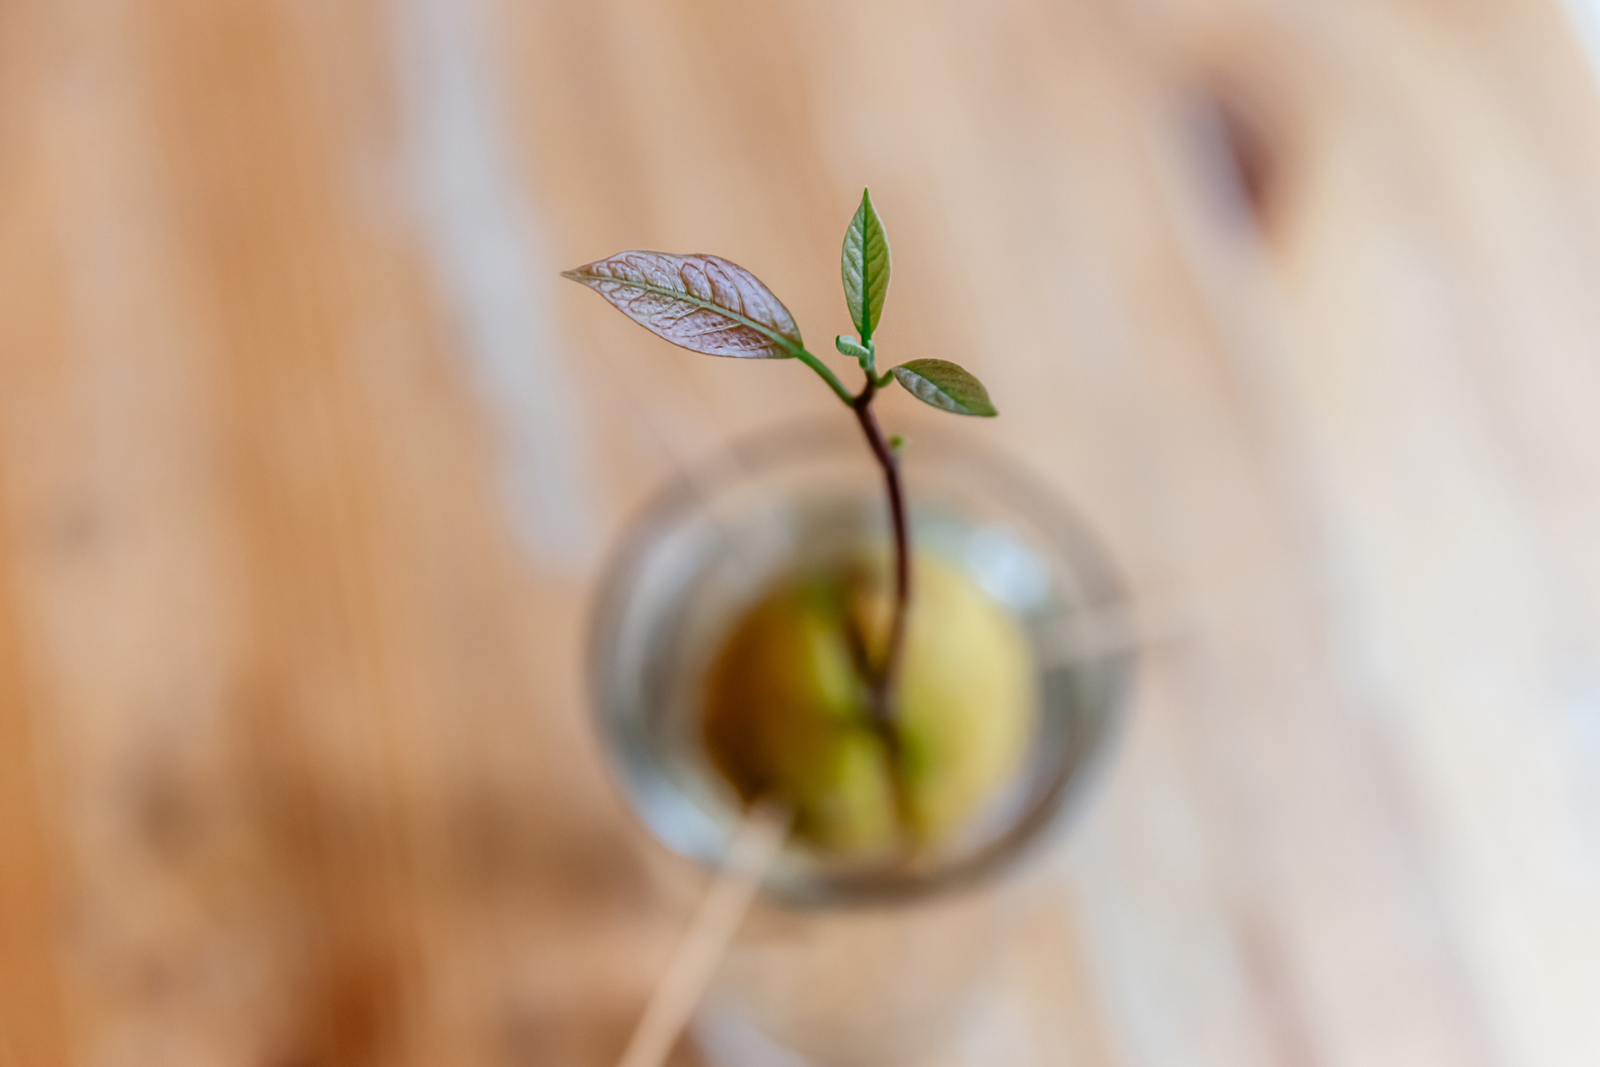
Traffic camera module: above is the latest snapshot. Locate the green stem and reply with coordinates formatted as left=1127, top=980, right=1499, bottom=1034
left=795, top=347, right=855, bottom=405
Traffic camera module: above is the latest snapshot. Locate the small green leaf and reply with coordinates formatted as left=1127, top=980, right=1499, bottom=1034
left=841, top=189, right=891, bottom=342
left=890, top=359, right=998, bottom=417
left=835, top=335, right=871, bottom=363
left=889, top=434, right=908, bottom=455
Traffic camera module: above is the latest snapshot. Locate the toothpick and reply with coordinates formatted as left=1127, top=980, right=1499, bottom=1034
left=616, top=803, right=790, bottom=1067
left=613, top=559, right=1320, bottom=1067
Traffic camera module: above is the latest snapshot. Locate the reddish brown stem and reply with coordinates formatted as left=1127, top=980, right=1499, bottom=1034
left=851, top=377, right=911, bottom=727
left=849, top=375, right=915, bottom=847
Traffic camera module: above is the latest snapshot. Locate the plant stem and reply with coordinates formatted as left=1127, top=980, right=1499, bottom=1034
left=851, top=376, right=911, bottom=727
left=799, top=345, right=913, bottom=833
left=795, top=347, right=855, bottom=404
left=797, top=343, right=910, bottom=699
left=850, top=374, right=915, bottom=845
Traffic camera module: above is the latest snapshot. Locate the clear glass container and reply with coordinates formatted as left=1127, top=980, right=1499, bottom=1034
left=589, top=420, right=1132, bottom=1064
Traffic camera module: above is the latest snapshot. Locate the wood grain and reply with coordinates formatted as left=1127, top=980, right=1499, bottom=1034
left=4, top=0, right=1600, bottom=1064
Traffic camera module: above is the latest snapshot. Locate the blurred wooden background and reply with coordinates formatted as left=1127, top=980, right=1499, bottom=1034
left=5, top=0, right=1600, bottom=1064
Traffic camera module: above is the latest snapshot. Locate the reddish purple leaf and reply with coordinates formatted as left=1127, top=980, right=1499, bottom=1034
left=562, top=251, right=802, bottom=359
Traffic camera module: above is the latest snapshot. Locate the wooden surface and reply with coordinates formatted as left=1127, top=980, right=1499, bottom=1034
left=4, top=0, right=1600, bottom=1064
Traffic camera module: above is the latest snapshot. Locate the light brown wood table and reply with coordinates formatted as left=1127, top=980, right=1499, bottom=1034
left=3, top=1, right=1599, bottom=1064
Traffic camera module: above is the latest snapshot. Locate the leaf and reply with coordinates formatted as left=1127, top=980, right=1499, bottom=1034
left=835, top=335, right=871, bottom=363
left=562, top=251, right=802, bottom=358
left=890, top=359, right=998, bottom=417
left=841, top=189, right=891, bottom=341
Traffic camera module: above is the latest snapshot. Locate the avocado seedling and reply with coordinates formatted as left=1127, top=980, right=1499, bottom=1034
left=565, top=191, right=1026, bottom=857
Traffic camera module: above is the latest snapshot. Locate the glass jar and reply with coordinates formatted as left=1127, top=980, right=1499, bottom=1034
left=589, top=420, right=1132, bottom=1065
